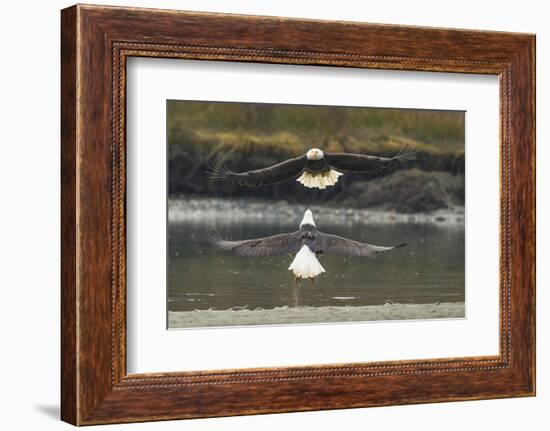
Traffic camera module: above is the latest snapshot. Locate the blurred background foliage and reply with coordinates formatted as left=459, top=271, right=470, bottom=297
left=167, top=100, right=465, bottom=213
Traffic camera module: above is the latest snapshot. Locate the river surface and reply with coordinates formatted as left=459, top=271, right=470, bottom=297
left=168, top=216, right=465, bottom=313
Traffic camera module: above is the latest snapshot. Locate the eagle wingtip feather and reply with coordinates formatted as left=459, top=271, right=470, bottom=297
left=204, top=162, right=235, bottom=179
left=394, top=147, right=417, bottom=162
left=207, top=232, right=231, bottom=248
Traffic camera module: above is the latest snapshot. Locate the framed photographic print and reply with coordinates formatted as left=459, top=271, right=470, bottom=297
left=61, top=4, right=535, bottom=425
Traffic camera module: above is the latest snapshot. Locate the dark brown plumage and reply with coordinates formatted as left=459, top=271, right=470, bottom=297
left=207, top=147, right=416, bottom=188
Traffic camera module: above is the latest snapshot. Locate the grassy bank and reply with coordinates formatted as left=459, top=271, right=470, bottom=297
left=168, top=101, right=465, bottom=212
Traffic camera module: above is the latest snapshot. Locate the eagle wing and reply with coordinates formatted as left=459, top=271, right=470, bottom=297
left=312, top=232, right=406, bottom=257
left=212, top=231, right=303, bottom=257
left=208, top=155, right=307, bottom=187
left=324, top=147, right=416, bottom=173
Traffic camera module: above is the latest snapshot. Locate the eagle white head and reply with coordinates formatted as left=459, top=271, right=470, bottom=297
left=306, top=148, right=324, bottom=160
left=299, top=209, right=316, bottom=228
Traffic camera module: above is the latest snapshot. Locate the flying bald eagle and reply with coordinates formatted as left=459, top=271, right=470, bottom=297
left=208, top=147, right=416, bottom=190
left=213, top=209, right=406, bottom=280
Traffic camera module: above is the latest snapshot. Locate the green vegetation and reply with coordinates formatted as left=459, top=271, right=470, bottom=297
left=168, top=100, right=464, bottom=155
left=167, top=100, right=465, bottom=212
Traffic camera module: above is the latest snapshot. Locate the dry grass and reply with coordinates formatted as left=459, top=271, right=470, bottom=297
left=168, top=100, right=465, bottom=158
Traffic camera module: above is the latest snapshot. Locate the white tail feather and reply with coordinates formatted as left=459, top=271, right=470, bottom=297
left=296, top=169, right=343, bottom=189
left=288, top=245, right=326, bottom=279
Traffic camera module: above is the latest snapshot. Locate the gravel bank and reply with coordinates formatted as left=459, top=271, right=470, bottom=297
left=168, top=302, right=465, bottom=328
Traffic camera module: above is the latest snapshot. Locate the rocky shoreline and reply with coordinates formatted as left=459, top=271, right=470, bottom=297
left=169, top=197, right=465, bottom=226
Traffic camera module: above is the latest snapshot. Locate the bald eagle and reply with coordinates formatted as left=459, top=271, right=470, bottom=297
left=208, top=147, right=416, bottom=190
left=213, top=209, right=406, bottom=280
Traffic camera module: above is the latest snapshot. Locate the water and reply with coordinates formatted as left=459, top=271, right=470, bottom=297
left=168, top=216, right=465, bottom=312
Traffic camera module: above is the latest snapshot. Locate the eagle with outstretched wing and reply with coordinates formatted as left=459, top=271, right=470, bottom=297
left=208, top=147, right=416, bottom=190
left=213, top=209, right=406, bottom=280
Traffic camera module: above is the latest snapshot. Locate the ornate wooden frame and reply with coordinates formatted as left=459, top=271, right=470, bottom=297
left=61, top=4, right=535, bottom=425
